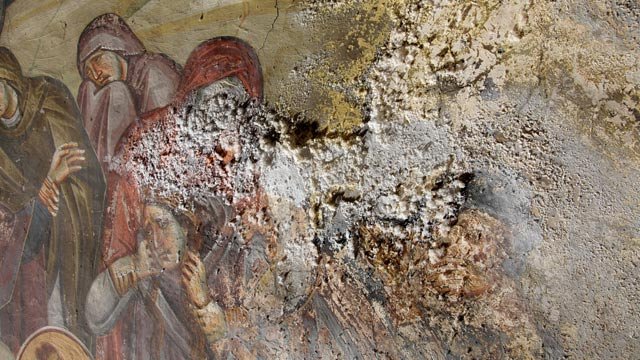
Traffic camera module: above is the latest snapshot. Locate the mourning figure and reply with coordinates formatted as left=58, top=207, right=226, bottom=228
left=0, top=47, right=105, bottom=353
left=86, top=197, right=230, bottom=359
left=77, top=13, right=182, bottom=171
left=93, top=36, right=263, bottom=360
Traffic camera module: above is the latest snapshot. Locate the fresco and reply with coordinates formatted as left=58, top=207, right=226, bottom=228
left=0, top=0, right=639, bottom=359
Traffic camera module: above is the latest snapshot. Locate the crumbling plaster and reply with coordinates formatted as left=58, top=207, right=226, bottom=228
left=2, top=0, right=639, bottom=358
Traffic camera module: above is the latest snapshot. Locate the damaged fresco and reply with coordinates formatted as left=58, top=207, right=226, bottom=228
left=0, top=0, right=639, bottom=359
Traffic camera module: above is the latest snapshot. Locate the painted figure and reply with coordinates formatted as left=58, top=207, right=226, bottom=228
left=93, top=37, right=262, bottom=360
left=86, top=198, right=230, bottom=359
left=101, top=36, right=263, bottom=273
left=0, top=47, right=105, bottom=353
left=77, top=13, right=182, bottom=171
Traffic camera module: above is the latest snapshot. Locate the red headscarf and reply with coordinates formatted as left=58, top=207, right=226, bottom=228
left=176, top=36, right=263, bottom=102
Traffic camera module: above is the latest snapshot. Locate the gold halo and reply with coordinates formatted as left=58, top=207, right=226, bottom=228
left=16, top=326, right=92, bottom=360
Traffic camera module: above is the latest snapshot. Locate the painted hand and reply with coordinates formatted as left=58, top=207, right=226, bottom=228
left=182, top=251, right=211, bottom=308
left=38, top=176, right=60, bottom=216
left=47, top=142, right=85, bottom=184
left=134, top=240, right=161, bottom=279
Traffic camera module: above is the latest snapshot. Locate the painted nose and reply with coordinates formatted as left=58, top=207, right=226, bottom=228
left=88, top=67, right=101, bottom=82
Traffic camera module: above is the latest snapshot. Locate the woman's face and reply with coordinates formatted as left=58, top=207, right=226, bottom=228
left=143, top=204, right=186, bottom=271
left=84, top=50, right=126, bottom=87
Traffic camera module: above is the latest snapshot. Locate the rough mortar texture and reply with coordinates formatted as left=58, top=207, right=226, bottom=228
left=280, top=1, right=639, bottom=358
left=106, top=0, right=639, bottom=358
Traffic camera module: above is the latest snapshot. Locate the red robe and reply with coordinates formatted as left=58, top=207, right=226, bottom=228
left=96, top=36, right=263, bottom=360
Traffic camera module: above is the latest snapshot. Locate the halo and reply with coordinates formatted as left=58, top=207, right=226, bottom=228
left=16, top=326, right=92, bottom=360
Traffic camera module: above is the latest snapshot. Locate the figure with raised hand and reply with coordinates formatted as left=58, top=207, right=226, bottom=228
left=0, top=47, right=105, bottom=353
